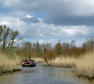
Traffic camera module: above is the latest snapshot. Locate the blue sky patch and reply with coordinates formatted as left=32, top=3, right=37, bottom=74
left=31, top=12, right=46, bottom=18
left=0, top=5, right=8, bottom=13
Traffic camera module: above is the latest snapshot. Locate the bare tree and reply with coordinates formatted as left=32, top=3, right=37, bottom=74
left=0, top=25, right=10, bottom=49
left=0, top=25, right=20, bottom=50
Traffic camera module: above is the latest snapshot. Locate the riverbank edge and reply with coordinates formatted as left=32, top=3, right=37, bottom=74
left=0, top=65, right=21, bottom=76
left=34, top=57, right=94, bottom=81
left=41, top=63, right=94, bottom=81
left=74, top=72, right=94, bottom=81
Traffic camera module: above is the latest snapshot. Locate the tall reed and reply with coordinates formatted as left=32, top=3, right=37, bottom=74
left=0, top=52, right=21, bottom=73
left=48, top=51, right=94, bottom=77
left=75, top=51, right=94, bottom=77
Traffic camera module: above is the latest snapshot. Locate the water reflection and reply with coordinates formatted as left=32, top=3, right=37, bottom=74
left=22, top=67, right=32, bottom=73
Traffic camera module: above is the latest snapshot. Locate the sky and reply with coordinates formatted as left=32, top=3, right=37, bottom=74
left=0, top=0, right=94, bottom=47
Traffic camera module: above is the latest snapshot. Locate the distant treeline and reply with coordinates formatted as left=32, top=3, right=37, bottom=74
left=18, top=37, right=94, bottom=64
left=0, top=25, right=94, bottom=63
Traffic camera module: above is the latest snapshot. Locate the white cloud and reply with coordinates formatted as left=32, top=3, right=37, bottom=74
left=0, top=14, right=91, bottom=39
left=62, top=26, right=89, bottom=37
left=26, top=15, right=33, bottom=18
left=0, top=0, right=94, bottom=47
left=39, top=34, right=44, bottom=37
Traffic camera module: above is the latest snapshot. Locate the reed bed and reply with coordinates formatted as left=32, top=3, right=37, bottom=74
left=48, top=56, right=77, bottom=67
left=32, top=57, right=45, bottom=63
left=75, top=52, right=94, bottom=78
left=48, top=51, right=94, bottom=80
left=0, top=53, right=21, bottom=74
left=31, top=51, right=94, bottom=79
left=1, top=49, right=93, bottom=79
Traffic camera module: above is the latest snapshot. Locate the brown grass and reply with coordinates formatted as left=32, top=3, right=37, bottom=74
left=30, top=51, right=94, bottom=78
left=48, top=51, right=94, bottom=77
left=0, top=49, right=92, bottom=78
left=75, top=51, right=94, bottom=77
left=0, top=53, right=21, bottom=73
left=48, top=56, right=77, bottom=67
left=32, top=57, right=45, bottom=63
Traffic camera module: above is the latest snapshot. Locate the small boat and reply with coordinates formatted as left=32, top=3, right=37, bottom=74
left=22, top=59, right=36, bottom=67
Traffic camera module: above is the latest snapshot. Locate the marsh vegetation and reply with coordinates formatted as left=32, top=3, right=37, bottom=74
left=0, top=25, right=94, bottom=80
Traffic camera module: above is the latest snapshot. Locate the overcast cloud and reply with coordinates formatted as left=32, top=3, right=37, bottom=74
left=0, top=0, right=94, bottom=46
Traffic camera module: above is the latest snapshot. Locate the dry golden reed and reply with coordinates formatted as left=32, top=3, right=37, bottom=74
left=48, top=51, right=94, bottom=77
left=49, top=56, right=78, bottom=67
left=0, top=53, right=20, bottom=72
left=32, top=57, right=45, bottom=63
left=75, top=51, right=94, bottom=77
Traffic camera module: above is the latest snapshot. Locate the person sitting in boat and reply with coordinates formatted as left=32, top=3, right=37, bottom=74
left=29, top=58, right=32, bottom=61
left=25, top=58, right=28, bottom=62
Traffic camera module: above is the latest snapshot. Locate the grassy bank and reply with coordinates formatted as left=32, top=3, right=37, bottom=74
left=0, top=52, right=21, bottom=75
left=43, top=51, right=94, bottom=80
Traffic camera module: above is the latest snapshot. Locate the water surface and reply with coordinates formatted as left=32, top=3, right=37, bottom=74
left=0, top=63, right=93, bottom=84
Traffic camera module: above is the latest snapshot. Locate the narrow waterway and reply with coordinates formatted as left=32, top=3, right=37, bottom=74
left=0, top=63, right=93, bottom=84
